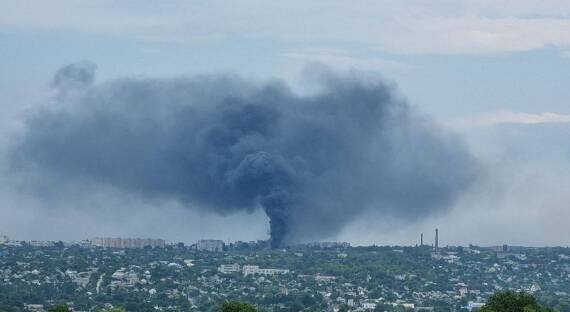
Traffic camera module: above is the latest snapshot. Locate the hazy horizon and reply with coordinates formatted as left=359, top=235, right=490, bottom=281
left=2, top=1, right=570, bottom=247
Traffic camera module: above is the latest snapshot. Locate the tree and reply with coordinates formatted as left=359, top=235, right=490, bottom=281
left=221, top=301, right=258, bottom=312
left=480, top=291, right=555, bottom=312
left=48, top=305, right=72, bottom=312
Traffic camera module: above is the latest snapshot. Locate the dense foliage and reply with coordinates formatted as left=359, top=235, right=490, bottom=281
left=481, top=291, right=555, bottom=312
left=221, top=301, right=258, bottom=312
left=1, top=243, right=570, bottom=311
left=47, top=305, right=71, bottom=312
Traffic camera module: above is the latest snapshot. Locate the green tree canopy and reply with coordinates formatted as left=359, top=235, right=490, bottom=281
left=481, top=291, right=555, bottom=312
left=48, top=305, right=72, bottom=312
left=221, top=301, right=258, bottom=312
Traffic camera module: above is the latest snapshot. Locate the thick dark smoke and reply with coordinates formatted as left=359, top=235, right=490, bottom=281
left=50, top=61, right=97, bottom=99
left=13, top=63, right=477, bottom=247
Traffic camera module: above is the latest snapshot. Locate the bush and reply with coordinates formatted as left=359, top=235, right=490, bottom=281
left=221, top=301, right=258, bottom=312
left=481, top=291, right=555, bottom=312
left=48, top=305, right=72, bottom=312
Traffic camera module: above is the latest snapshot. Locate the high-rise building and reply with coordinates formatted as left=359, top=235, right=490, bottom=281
left=92, top=237, right=165, bottom=249
left=196, top=239, right=224, bottom=252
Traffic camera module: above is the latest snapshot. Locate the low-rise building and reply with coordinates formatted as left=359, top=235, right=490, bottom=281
left=29, top=241, right=55, bottom=247
left=24, top=304, right=45, bottom=312
left=219, top=263, right=241, bottom=274
left=361, top=300, right=377, bottom=310
left=242, top=265, right=290, bottom=276
left=467, top=301, right=486, bottom=311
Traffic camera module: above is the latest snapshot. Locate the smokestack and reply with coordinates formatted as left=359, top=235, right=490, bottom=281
left=420, top=233, right=423, bottom=246
left=435, top=228, right=439, bottom=252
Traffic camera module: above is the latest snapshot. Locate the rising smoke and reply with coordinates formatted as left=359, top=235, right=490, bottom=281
left=12, top=63, right=477, bottom=248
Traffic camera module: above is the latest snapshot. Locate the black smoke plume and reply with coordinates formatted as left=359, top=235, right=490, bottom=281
left=13, top=63, right=477, bottom=247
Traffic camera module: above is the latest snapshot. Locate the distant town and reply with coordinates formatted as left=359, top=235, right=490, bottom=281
left=1, top=230, right=570, bottom=312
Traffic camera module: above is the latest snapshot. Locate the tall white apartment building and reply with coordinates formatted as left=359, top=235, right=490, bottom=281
left=196, top=239, right=224, bottom=252
left=92, top=237, right=166, bottom=249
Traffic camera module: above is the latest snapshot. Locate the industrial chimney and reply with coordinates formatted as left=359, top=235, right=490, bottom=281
left=435, top=228, right=439, bottom=252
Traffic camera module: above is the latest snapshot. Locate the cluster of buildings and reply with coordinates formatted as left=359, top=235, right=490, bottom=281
left=0, top=234, right=22, bottom=247
left=304, top=241, right=351, bottom=248
left=1, top=233, right=354, bottom=253
left=218, top=263, right=290, bottom=276
left=1, top=234, right=168, bottom=249
left=29, top=241, right=56, bottom=248
left=3, top=241, right=570, bottom=312
left=110, top=268, right=144, bottom=288
left=0, top=234, right=238, bottom=252
left=3, top=228, right=570, bottom=311
left=65, top=268, right=98, bottom=288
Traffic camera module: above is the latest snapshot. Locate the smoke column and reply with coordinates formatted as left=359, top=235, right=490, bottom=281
left=12, top=63, right=477, bottom=247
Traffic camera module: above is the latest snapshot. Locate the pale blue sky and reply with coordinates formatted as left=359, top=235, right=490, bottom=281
left=2, top=19, right=570, bottom=120
left=1, top=1, right=570, bottom=245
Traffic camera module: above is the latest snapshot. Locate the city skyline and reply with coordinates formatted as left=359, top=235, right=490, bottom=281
left=0, top=227, right=553, bottom=249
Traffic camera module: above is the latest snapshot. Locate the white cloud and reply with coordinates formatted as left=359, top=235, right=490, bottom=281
left=377, top=16, right=570, bottom=54
left=282, top=48, right=415, bottom=72
left=3, top=1, right=570, bottom=54
left=453, top=110, right=570, bottom=127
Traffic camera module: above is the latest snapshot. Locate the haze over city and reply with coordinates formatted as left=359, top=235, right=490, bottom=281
left=1, top=1, right=570, bottom=247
